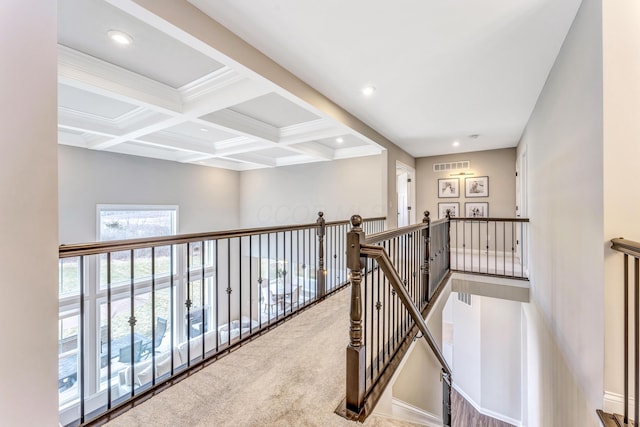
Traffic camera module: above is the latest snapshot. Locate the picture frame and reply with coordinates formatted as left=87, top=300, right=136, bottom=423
left=438, top=178, right=460, bottom=198
left=438, top=202, right=459, bottom=219
left=465, top=176, right=489, bottom=197
left=465, top=202, right=488, bottom=218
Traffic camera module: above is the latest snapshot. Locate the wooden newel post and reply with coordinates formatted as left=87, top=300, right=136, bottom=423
left=316, top=211, right=326, bottom=297
left=422, top=211, right=431, bottom=303
left=346, top=214, right=366, bottom=414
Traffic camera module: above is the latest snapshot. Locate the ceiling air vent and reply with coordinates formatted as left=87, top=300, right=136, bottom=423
left=433, top=161, right=470, bottom=173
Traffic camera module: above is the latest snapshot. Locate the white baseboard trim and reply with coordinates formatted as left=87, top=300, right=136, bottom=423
left=453, top=383, right=523, bottom=427
left=385, top=398, right=442, bottom=427
left=604, top=391, right=635, bottom=417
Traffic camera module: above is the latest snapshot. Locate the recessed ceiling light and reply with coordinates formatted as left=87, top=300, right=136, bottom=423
left=336, top=137, right=344, bottom=144
left=362, top=85, right=376, bottom=96
left=199, top=128, right=208, bottom=132
left=108, top=30, right=133, bottom=46
left=452, top=141, right=460, bottom=147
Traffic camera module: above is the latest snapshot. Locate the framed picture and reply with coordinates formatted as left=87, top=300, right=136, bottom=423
left=438, top=178, right=459, bottom=198
left=465, top=176, right=489, bottom=197
left=438, top=202, right=459, bottom=219
left=465, top=202, right=488, bottom=218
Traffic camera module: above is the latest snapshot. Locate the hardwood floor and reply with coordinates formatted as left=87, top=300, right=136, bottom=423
left=451, top=389, right=514, bottom=427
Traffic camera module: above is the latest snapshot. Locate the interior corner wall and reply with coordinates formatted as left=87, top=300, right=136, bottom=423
left=0, top=1, right=59, bottom=425
left=238, top=154, right=386, bottom=227
left=517, top=0, right=603, bottom=425
left=58, top=145, right=241, bottom=244
left=415, top=148, right=516, bottom=220
left=602, top=0, right=640, bottom=405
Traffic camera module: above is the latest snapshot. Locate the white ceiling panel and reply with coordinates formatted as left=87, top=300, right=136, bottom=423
left=58, top=84, right=137, bottom=119
left=58, top=0, right=224, bottom=89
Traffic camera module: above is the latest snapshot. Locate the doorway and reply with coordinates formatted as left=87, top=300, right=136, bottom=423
left=396, top=161, right=416, bottom=227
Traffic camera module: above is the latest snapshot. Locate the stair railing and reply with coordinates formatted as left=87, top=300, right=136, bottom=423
left=599, top=238, right=640, bottom=426
left=342, top=212, right=452, bottom=424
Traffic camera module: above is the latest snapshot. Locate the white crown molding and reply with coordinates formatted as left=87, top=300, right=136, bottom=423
left=133, top=136, right=218, bottom=157
left=287, top=140, right=334, bottom=160
left=105, top=141, right=180, bottom=163
left=58, top=130, right=88, bottom=148
left=203, top=109, right=279, bottom=142
left=179, top=66, right=242, bottom=101
left=225, top=151, right=278, bottom=167
left=334, top=145, right=383, bottom=160
left=278, top=118, right=342, bottom=145
left=58, top=45, right=182, bottom=114
left=58, top=108, right=122, bottom=137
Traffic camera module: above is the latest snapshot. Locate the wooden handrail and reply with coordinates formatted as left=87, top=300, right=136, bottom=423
left=611, top=238, right=640, bottom=258
left=451, top=217, right=530, bottom=222
left=59, top=216, right=386, bottom=258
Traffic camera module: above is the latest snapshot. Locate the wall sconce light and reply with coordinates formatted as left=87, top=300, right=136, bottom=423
left=449, top=172, right=475, bottom=177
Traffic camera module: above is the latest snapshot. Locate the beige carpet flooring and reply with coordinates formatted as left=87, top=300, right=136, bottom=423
left=105, top=288, right=423, bottom=427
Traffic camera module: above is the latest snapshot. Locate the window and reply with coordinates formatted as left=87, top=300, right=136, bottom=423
left=97, top=205, right=178, bottom=241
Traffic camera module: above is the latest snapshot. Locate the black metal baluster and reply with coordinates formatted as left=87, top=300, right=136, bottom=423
left=495, top=221, right=498, bottom=275
left=129, top=249, right=135, bottom=396
left=79, top=256, right=85, bottom=423
left=202, top=241, right=206, bottom=358
left=227, top=239, right=231, bottom=344
left=151, top=246, right=156, bottom=385
left=624, top=254, right=629, bottom=425
left=249, top=236, right=253, bottom=334
left=170, top=245, right=175, bottom=376
left=107, top=252, right=112, bottom=409
left=502, top=221, right=507, bottom=276
left=238, top=237, right=242, bottom=340
left=214, top=240, right=219, bottom=353
left=635, top=257, right=639, bottom=427
left=186, top=243, right=192, bottom=365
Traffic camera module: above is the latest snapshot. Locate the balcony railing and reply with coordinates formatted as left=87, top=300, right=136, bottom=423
left=450, top=217, right=529, bottom=279
left=57, top=213, right=385, bottom=426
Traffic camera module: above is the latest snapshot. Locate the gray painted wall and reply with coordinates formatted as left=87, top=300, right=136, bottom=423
left=58, top=145, right=241, bottom=244
left=238, top=154, right=385, bottom=227
left=518, top=0, right=603, bottom=424
left=415, top=148, right=516, bottom=220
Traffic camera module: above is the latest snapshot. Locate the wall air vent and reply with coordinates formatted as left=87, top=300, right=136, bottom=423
left=433, top=161, right=470, bottom=173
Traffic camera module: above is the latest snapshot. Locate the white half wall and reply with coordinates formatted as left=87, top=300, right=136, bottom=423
left=238, top=155, right=386, bottom=227
left=58, top=145, right=241, bottom=244
left=0, top=1, right=59, bottom=425
left=517, top=0, right=603, bottom=424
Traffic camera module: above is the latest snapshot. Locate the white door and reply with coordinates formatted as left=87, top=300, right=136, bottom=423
left=397, top=172, right=409, bottom=227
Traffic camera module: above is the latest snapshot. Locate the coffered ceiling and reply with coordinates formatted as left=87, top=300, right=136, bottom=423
left=58, top=0, right=582, bottom=169
left=57, top=0, right=382, bottom=171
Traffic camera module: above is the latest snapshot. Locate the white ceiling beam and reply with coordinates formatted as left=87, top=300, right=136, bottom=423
left=225, top=151, right=277, bottom=167
left=285, top=141, right=334, bottom=160
left=201, top=109, right=279, bottom=142
left=278, top=119, right=344, bottom=145
left=58, top=45, right=182, bottom=114
left=57, top=130, right=88, bottom=148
